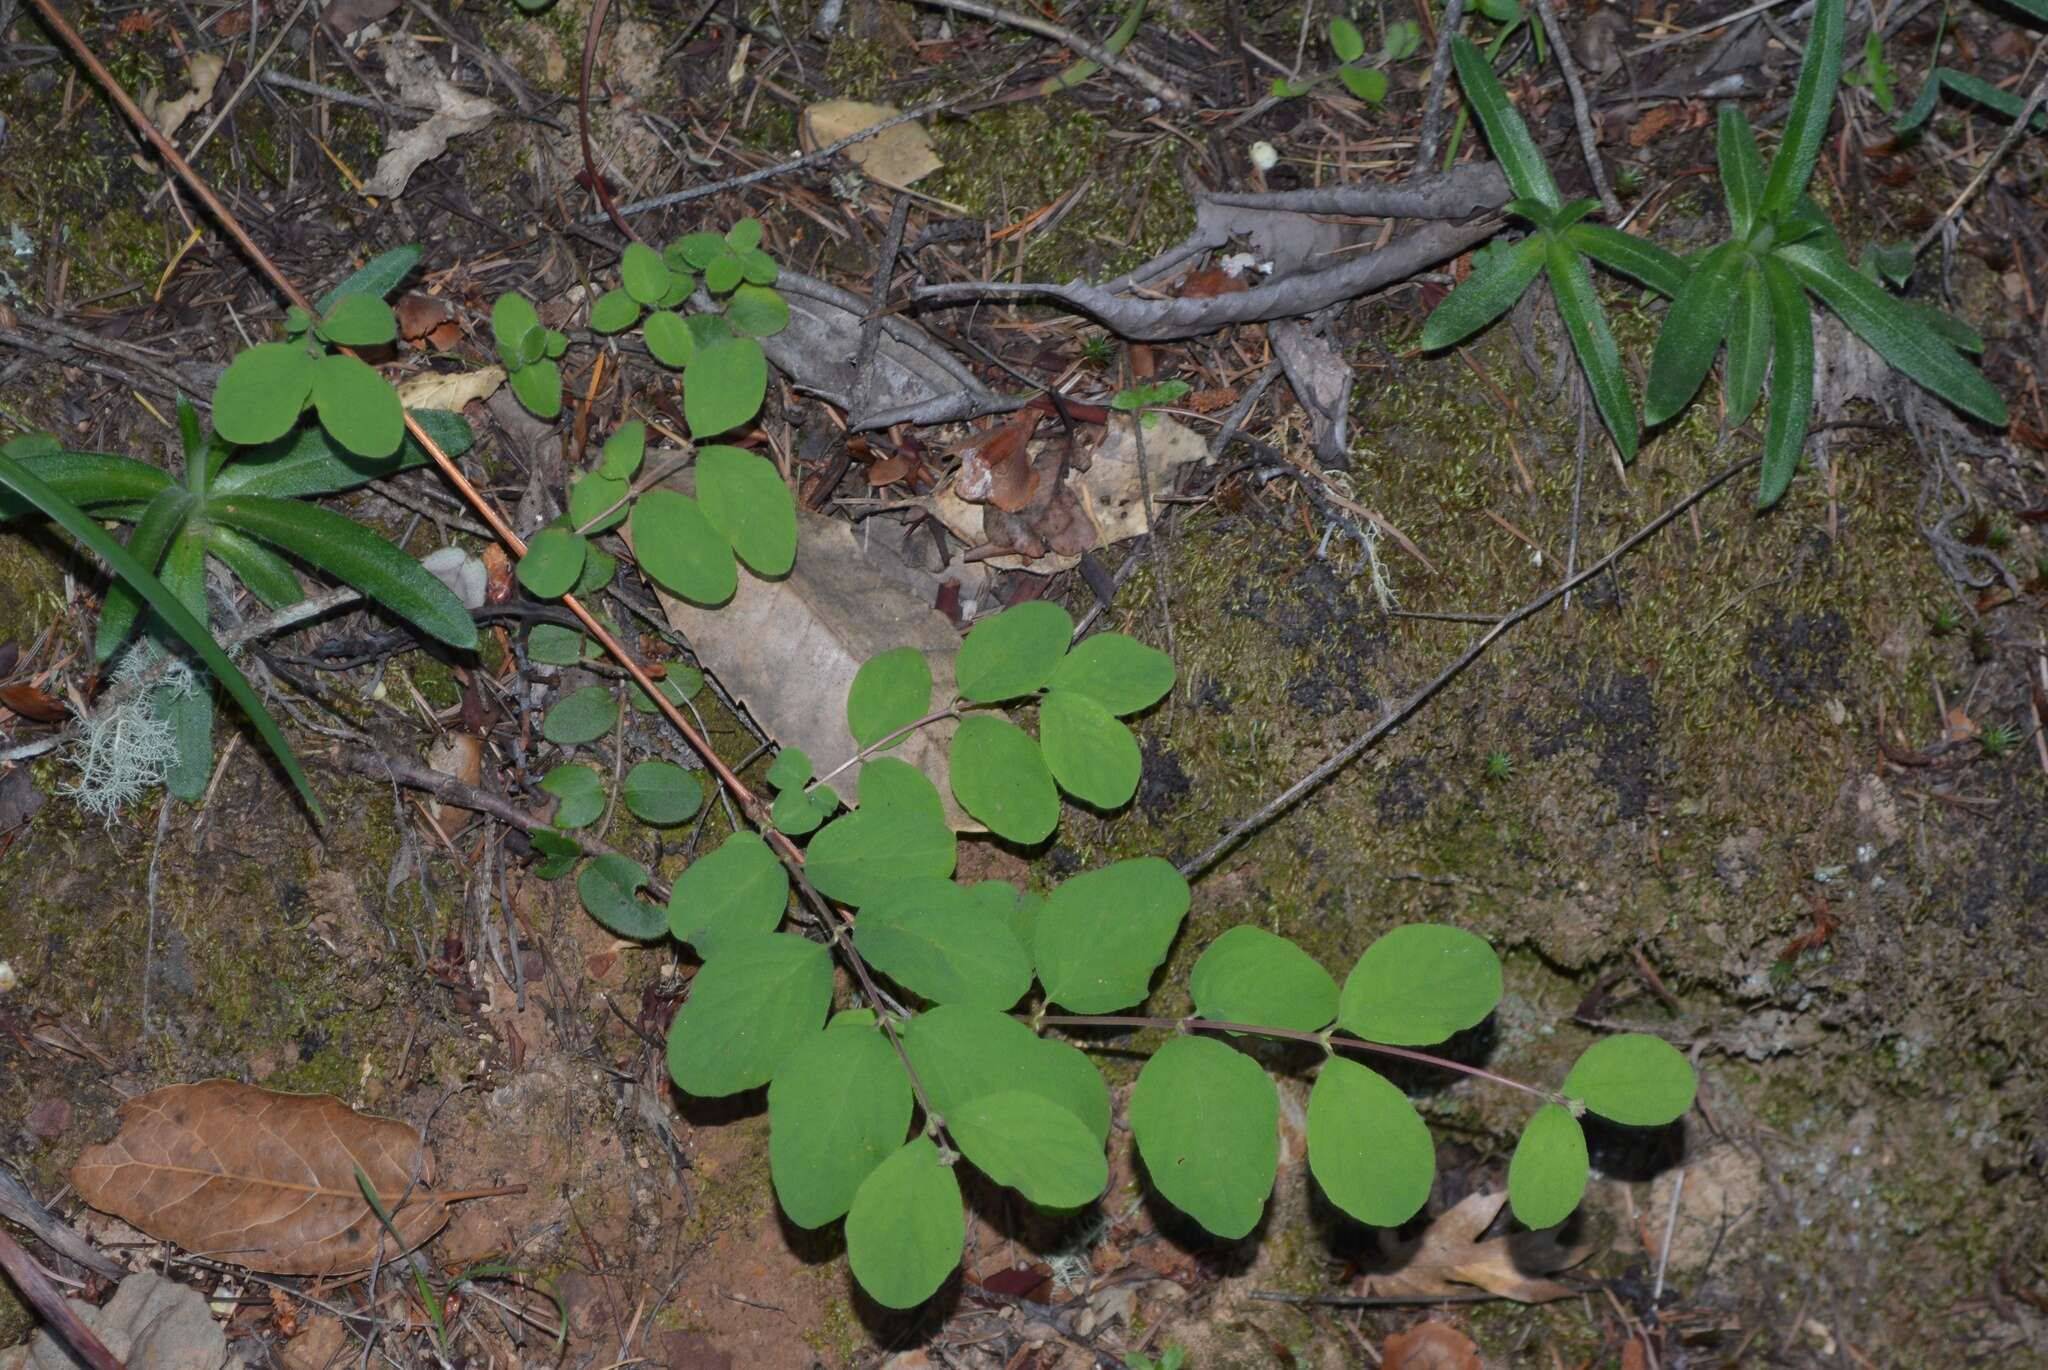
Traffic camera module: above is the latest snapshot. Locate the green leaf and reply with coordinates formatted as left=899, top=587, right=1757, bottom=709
left=316, top=245, right=420, bottom=313
left=949, top=1090, right=1106, bottom=1208
left=1758, top=255, right=1815, bottom=509
left=949, top=714, right=1060, bottom=844
left=95, top=487, right=196, bottom=662
left=844, top=1139, right=963, bottom=1309
left=1715, top=103, right=1765, bottom=239
left=589, top=288, right=641, bottom=334
left=1450, top=36, right=1562, bottom=211
left=152, top=534, right=213, bottom=800
left=643, top=310, right=695, bottom=368
left=621, top=759, right=703, bottom=826
left=1306, top=1058, right=1434, bottom=1227
left=509, top=360, right=563, bottom=420
left=1329, top=15, right=1366, bottom=62
left=1644, top=241, right=1745, bottom=426
left=310, top=353, right=404, bottom=459
left=316, top=293, right=398, bottom=348
left=578, top=854, right=664, bottom=940
left=771, top=786, right=835, bottom=835
left=1189, top=926, right=1338, bottom=1033
left=726, top=283, right=790, bottom=338
left=211, top=408, right=468, bottom=500
left=1507, top=1103, right=1588, bottom=1229
left=1337, top=64, right=1388, bottom=103
left=739, top=248, right=778, bottom=286
left=528, top=623, right=589, bottom=665
left=631, top=489, right=737, bottom=606
left=212, top=343, right=316, bottom=447
left=1338, top=924, right=1502, bottom=1045
left=956, top=601, right=1073, bottom=703
left=0, top=452, right=324, bottom=822
left=727, top=217, right=764, bottom=252
left=1723, top=261, right=1773, bottom=430
left=529, top=828, right=580, bottom=880
left=766, top=747, right=813, bottom=793
left=684, top=338, right=768, bottom=440
left=540, top=763, right=606, bottom=829
left=854, top=875, right=1033, bottom=1010
left=1545, top=233, right=1639, bottom=460
left=1567, top=223, right=1690, bottom=298
left=491, top=294, right=543, bottom=363
left=620, top=242, right=671, bottom=306
left=704, top=253, right=744, bottom=295
left=806, top=793, right=957, bottom=908
left=696, top=445, right=795, bottom=577
left=668, top=832, right=789, bottom=955
left=1129, top=1035, right=1277, bottom=1239
left=1038, top=690, right=1140, bottom=809
left=1563, top=1032, right=1697, bottom=1126
left=601, top=421, right=646, bottom=480
left=901, top=1004, right=1109, bottom=1144
left=208, top=494, right=476, bottom=648
left=1046, top=632, right=1173, bottom=715
left=201, top=526, right=303, bottom=609
left=1035, top=857, right=1189, bottom=1014
left=1418, top=233, right=1546, bottom=350
left=1776, top=242, right=2005, bottom=425
left=667, top=932, right=833, bottom=1095
left=516, top=526, right=588, bottom=598
left=0, top=449, right=170, bottom=518
left=848, top=647, right=933, bottom=749
left=856, top=755, right=947, bottom=819
left=1759, top=0, right=1844, bottom=216
left=568, top=470, right=630, bottom=535
left=769, top=1024, right=912, bottom=1228
left=541, top=685, right=619, bottom=746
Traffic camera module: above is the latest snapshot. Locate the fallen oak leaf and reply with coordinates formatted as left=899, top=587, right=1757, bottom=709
left=1381, top=1321, right=1484, bottom=1370
left=72, top=1080, right=520, bottom=1275
left=1359, top=1190, right=1592, bottom=1303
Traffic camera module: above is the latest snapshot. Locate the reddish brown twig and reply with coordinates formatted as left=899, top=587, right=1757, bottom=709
left=0, top=1225, right=126, bottom=1370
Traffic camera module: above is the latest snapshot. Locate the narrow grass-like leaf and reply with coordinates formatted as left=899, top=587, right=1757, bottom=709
left=1567, top=224, right=1690, bottom=298
left=202, top=526, right=303, bottom=608
left=209, top=495, right=476, bottom=647
left=1544, top=234, right=1639, bottom=460
left=94, top=487, right=195, bottom=662
left=1715, top=103, right=1765, bottom=238
left=1757, top=256, right=1814, bottom=509
left=0, top=449, right=170, bottom=518
left=1776, top=242, right=2005, bottom=425
left=1723, top=261, right=1772, bottom=430
left=1418, top=234, right=1546, bottom=350
left=153, top=534, right=212, bottom=800
left=1759, top=0, right=1844, bottom=216
left=1644, top=241, right=1745, bottom=426
left=0, top=452, right=323, bottom=821
left=1450, top=36, right=1562, bottom=210
left=212, top=408, right=468, bottom=500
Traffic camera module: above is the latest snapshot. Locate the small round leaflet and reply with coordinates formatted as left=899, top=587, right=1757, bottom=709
left=1562, top=1032, right=1697, bottom=1126
left=1037, top=689, right=1140, bottom=809
left=847, top=647, right=932, bottom=749
left=947, top=1090, right=1107, bottom=1208
left=540, top=685, right=618, bottom=746
left=539, top=764, right=605, bottom=829
left=1338, top=923, right=1502, bottom=1045
left=696, top=445, right=796, bottom=576
left=683, top=337, right=767, bottom=439
left=620, top=760, right=703, bottom=826
left=1046, top=631, right=1174, bottom=715
left=577, top=854, right=664, bottom=940
left=955, top=600, right=1073, bottom=702
left=845, top=1139, right=964, bottom=1309
left=1188, top=925, right=1338, bottom=1032
left=1507, top=1102, right=1589, bottom=1228
left=949, top=715, right=1058, bottom=844
left=212, top=343, right=315, bottom=447
left=1305, top=1058, right=1434, bottom=1227
left=516, top=526, right=587, bottom=598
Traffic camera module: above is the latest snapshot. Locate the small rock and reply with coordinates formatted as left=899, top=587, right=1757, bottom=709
left=24, top=1096, right=71, bottom=1144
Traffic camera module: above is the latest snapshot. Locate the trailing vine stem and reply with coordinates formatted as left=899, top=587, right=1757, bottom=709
left=1032, top=1013, right=1562, bottom=1105
left=808, top=703, right=964, bottom=791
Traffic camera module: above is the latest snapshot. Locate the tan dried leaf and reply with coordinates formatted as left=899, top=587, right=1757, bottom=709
left=1360, top=1190, right=1591, bottom=1303
left=397, top=366, right=504, bottom=412
left=799, top=99, right=942, bottom=187
left=72, top=1080, right=447, bottom=1275
left=1381, top=1321, right=1484, bottom=1370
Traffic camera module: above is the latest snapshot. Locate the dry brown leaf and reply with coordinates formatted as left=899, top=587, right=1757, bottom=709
left=363, top=35, right=498, bottom=199
left=140, top=52, right=224, bottom=143
left=1382, top=1321, right=1483, bottom=1370
left=426, top=732, right=484, bottom=840
left=0, top=683, right=66, bottom=723
left=72, top=1080, right=447, bottom=1275
left=951, top=410, right=1041, bottom=513
left=397, top=366, right=504, bottom=412
left=865, top=455, right=914, bottom=487
left=1176, top=268, right=1248, bottom=299
left=1359, top=1190, right=1592, bottom=1303
left=394, top=292, right=456, bottom=346
left=800, top=99, right=942, bottom=187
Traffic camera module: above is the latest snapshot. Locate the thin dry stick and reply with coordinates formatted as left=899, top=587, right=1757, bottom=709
left=1531, top=0, right=1623, bottom=220
left=1913, top=63, right=2048, bottom=256
left=1178, top=451, right=1761, bottom=881
left=1411, top=0, right=1467, bottom=174
left=0, top=1226, right=126, bottom=1370
left=909, top=0, right=1188, bottom=106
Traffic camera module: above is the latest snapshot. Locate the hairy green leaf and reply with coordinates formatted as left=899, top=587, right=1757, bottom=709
left=1306, top=1058, right=1434, bottom=1227
left=202, top=526, right=303, bottom=609
left=490, top=293, right=543, bottom=364
left=1329, top=15, right=1365, bottom=62
left=1723, top=261, right=1772, bottom=431
left=1418, top=233, right=1547, bottom=350
left=1644, top=241, right=1745, bottom=426
left=1567, top=223, right=1690, bottom=298
left=1129, top=1035, right=1277, bottom=1239
left=1759, top=0, right=1844, bottom=216
left=568, top=470, right=630, bottom=535
left=1715, top=103, right=1765, bottom=239
left=211, top=408, right=468, bottom=500
left=94, top=487, right=196, bottom=662
left=1507, top=1103, right=1588, bottom=1229
left=316, top=246, right=420, bottom=313
left=620, top=242, right=671, bottom=306
left=1035, top=857, right=1189, bottom=1014
left=1545, top=233, right=1639, bottom=460
left=769, top=1025, right=912, bottom=1228
left=1338, top=924, right=1502, bottom=1045
left=1758, top=255, right=1815, bottom=509
left=1450, top=36, right=1562, bottom=211
left=726, top=283, right=790, bottom=338
left=508, top=359, right=563, bottom=420
left=589, top=288, right=641, bottom=334
left=667, top=932, right=834, bottom=1095
left=1188, top=925, right=1338, bottom=1033
left=844, top=1139, right=963, bottom=1309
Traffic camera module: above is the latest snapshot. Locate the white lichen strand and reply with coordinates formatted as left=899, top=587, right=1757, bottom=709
left=59, top=647, right=199, bottom=820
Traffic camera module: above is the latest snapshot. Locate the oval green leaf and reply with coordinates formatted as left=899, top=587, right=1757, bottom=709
left=1338, top=924, right=1502, bottom=1045
left=1305, top=1058, right=1434, bottom=1227
left=668, top=831, right=789, bottom=955
left=1046, top=632, right=1174, bottom=715
left=955, top=600, right=1073, bottom=702
left=541, top=685, right=619, bottom=746
left=509, top=358, right=563, bottom=419
left=900, top=1004, right=1110, bottom=1145
left=949, top=714, right=1059, bottom=844
left=212, top=343, right=316, bottom=447
left=769, top=1024, right=912, bottom=1228
left=539, top=763, right=605, bottom=829
left=666, top=932, right=833, bottom=1096
left=805, top=799, right=957, bottom=909
left=1562, top=1032, right=1697, bottom=1126
left=589, top=288, right=641, bottom=334
left=684, top=337, right=768, bottom=439
left=1189, top=925, right=1338, bottom=1033
left=853, top=876, right=1032, bottom=1010
left=1035, top=857, right=1189, bottom=1014
left=1129, top=1035, right=1277, bottom=1239
left=848, top=646, right=933, bottom=749
left=517, top=526, right=588, bottom=598
left=1507, top=1102, right=1588, bottom=1229
left=643, top=310, right=695, bottom=368
left=620, top=241, right=671, bottom=306
left=726, top=282, right=790, bottom=337
left=316, top=293, right=398, bottom=347
left=696, top=445, right=796, bottom=577
left=577, top=854, right=664, bottom=940
left=621, top=759, right=703, bottom=826
left=1038, top=689, right=1140, bottom=810
left=845, top=1139, right=964, bottom=1309
left=632, top=489, right=737, bottom=606
left=949, top=1090, right=1107, bottom=1208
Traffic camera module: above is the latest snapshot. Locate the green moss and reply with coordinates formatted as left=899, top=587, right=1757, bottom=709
left=799, top=1296, right=863, bottom=1365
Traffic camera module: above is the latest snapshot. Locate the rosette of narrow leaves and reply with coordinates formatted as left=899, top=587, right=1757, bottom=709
left=1643, top=0, right=2005, bottom=506
left=1418, top=37, right=1688, bottom=461
left=942, top=603, right=1175, bottom=842
left=214, top=247, right=420, bottom=458
left=3, top=397, right=476, bottom=801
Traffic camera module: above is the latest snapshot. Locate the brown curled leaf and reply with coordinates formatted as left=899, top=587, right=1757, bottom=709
left=72, top=1080, right=447, bottom=1275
